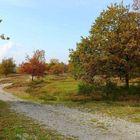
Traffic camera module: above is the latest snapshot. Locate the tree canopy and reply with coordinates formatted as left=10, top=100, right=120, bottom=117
left=0, top=58, right=16, bottom=76
left=20, top=50, right=47, bottom=81
left=69, top=3, right=140, bottom=87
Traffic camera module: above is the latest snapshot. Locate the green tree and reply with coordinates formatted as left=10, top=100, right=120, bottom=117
left=0, top=58, right=16, bottom=76
left=49, top=59, right=59, bottom=66
left=70, top=3, right=140, bottom=88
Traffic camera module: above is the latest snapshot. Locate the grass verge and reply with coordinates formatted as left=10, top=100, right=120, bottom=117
left=0, top=100, right=72, bottom=140
left=59, top=100, right=140, bottom=123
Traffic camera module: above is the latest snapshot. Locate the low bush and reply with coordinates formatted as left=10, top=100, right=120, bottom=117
left=78, top=83, right=95, bottom=95
left=126, top=84, right=140, bottom=96
left=30, top=79, right=44, bottom=85
left=103, top=81, right=119, bottom=100
left=26, top=79, right=45, bottom=93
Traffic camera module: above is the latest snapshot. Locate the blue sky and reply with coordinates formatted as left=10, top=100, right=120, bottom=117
left=0, top=0, right=132, bottom=64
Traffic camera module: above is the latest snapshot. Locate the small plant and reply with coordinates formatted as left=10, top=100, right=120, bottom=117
left=78, top=83, right=95, bottom=95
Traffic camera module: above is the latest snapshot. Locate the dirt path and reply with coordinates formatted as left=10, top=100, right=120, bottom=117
left=0, top=84, right=140, bottom=140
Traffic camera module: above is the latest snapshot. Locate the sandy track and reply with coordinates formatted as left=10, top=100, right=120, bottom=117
left=0, top=84, right=140, bottom=140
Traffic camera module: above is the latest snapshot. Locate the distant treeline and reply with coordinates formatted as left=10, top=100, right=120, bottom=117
left=0, top=50, right=71, bottom=81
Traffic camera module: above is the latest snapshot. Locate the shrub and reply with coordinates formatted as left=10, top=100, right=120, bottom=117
left=31, top=79, right=44, bottom=85
left=103, top=81, right=118, bottom=100
left=127, top=84, right=140, bottom=96
left=78, top=83, right=95, bottom=95
left=26, top=79, right=45, bottom=93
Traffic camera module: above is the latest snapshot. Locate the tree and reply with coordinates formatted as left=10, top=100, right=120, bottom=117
left=49, top=59, right=59, bottom=66
left=49, top=63, right=65, bottom=75
left=70, top=3, right=140, bottom=87
left=0, top=20, right=10, bottom=40
left=0, top=58, right=16, bottom=76
left=20, top=50, right=47, bottom=81
left=48, top=59, right=68, bottom=75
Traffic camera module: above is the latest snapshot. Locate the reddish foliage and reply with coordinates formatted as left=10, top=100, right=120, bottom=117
left=19, top=50, right=46, bottom=80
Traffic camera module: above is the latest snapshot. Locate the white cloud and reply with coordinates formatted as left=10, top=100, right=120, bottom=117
left=0, top=42, right=14, bottom=60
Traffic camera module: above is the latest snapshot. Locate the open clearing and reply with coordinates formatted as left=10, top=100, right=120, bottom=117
left=0, top=84, right=140, bottom=140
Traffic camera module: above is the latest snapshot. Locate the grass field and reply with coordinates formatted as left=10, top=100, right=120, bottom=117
left=1, top=74, right=140, bottom=123
left=1, top=74, right=79, bottom=102
left=0, top=100, right=72, bottom=140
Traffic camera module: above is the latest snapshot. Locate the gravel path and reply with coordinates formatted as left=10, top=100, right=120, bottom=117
left=0, top=84, right=140, bottom=140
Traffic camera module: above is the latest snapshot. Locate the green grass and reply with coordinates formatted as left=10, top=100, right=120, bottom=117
left=47, top=100, right=138, bottom=123
left=3, top=75, right=79, bottom=102
left=1, top=74, right=140, bottom=123
left=0, top=100, right=72, bottom=140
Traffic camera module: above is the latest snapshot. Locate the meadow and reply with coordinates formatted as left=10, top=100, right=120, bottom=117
left=1, top=74, right=140, bottom=123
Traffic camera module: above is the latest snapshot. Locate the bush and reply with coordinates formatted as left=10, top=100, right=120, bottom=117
left=102, top=81, right=140, bottom=101
left=78, top=83, right=95, bottom=95
left=103, top=81, right=118, bottom=100
left=26, top=79, right=45, bottom=93
left=127, top=84, right=140, bottom=96
left=31, top=79, right=44, bottom=85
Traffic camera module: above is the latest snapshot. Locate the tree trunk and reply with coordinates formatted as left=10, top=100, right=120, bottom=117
left=32, top=75, right=34, bottom=81
left=125, top=73, right=129, bottom=88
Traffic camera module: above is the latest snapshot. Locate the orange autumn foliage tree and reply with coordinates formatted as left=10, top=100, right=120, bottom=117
left=20, top=50, right=47, bottom=81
